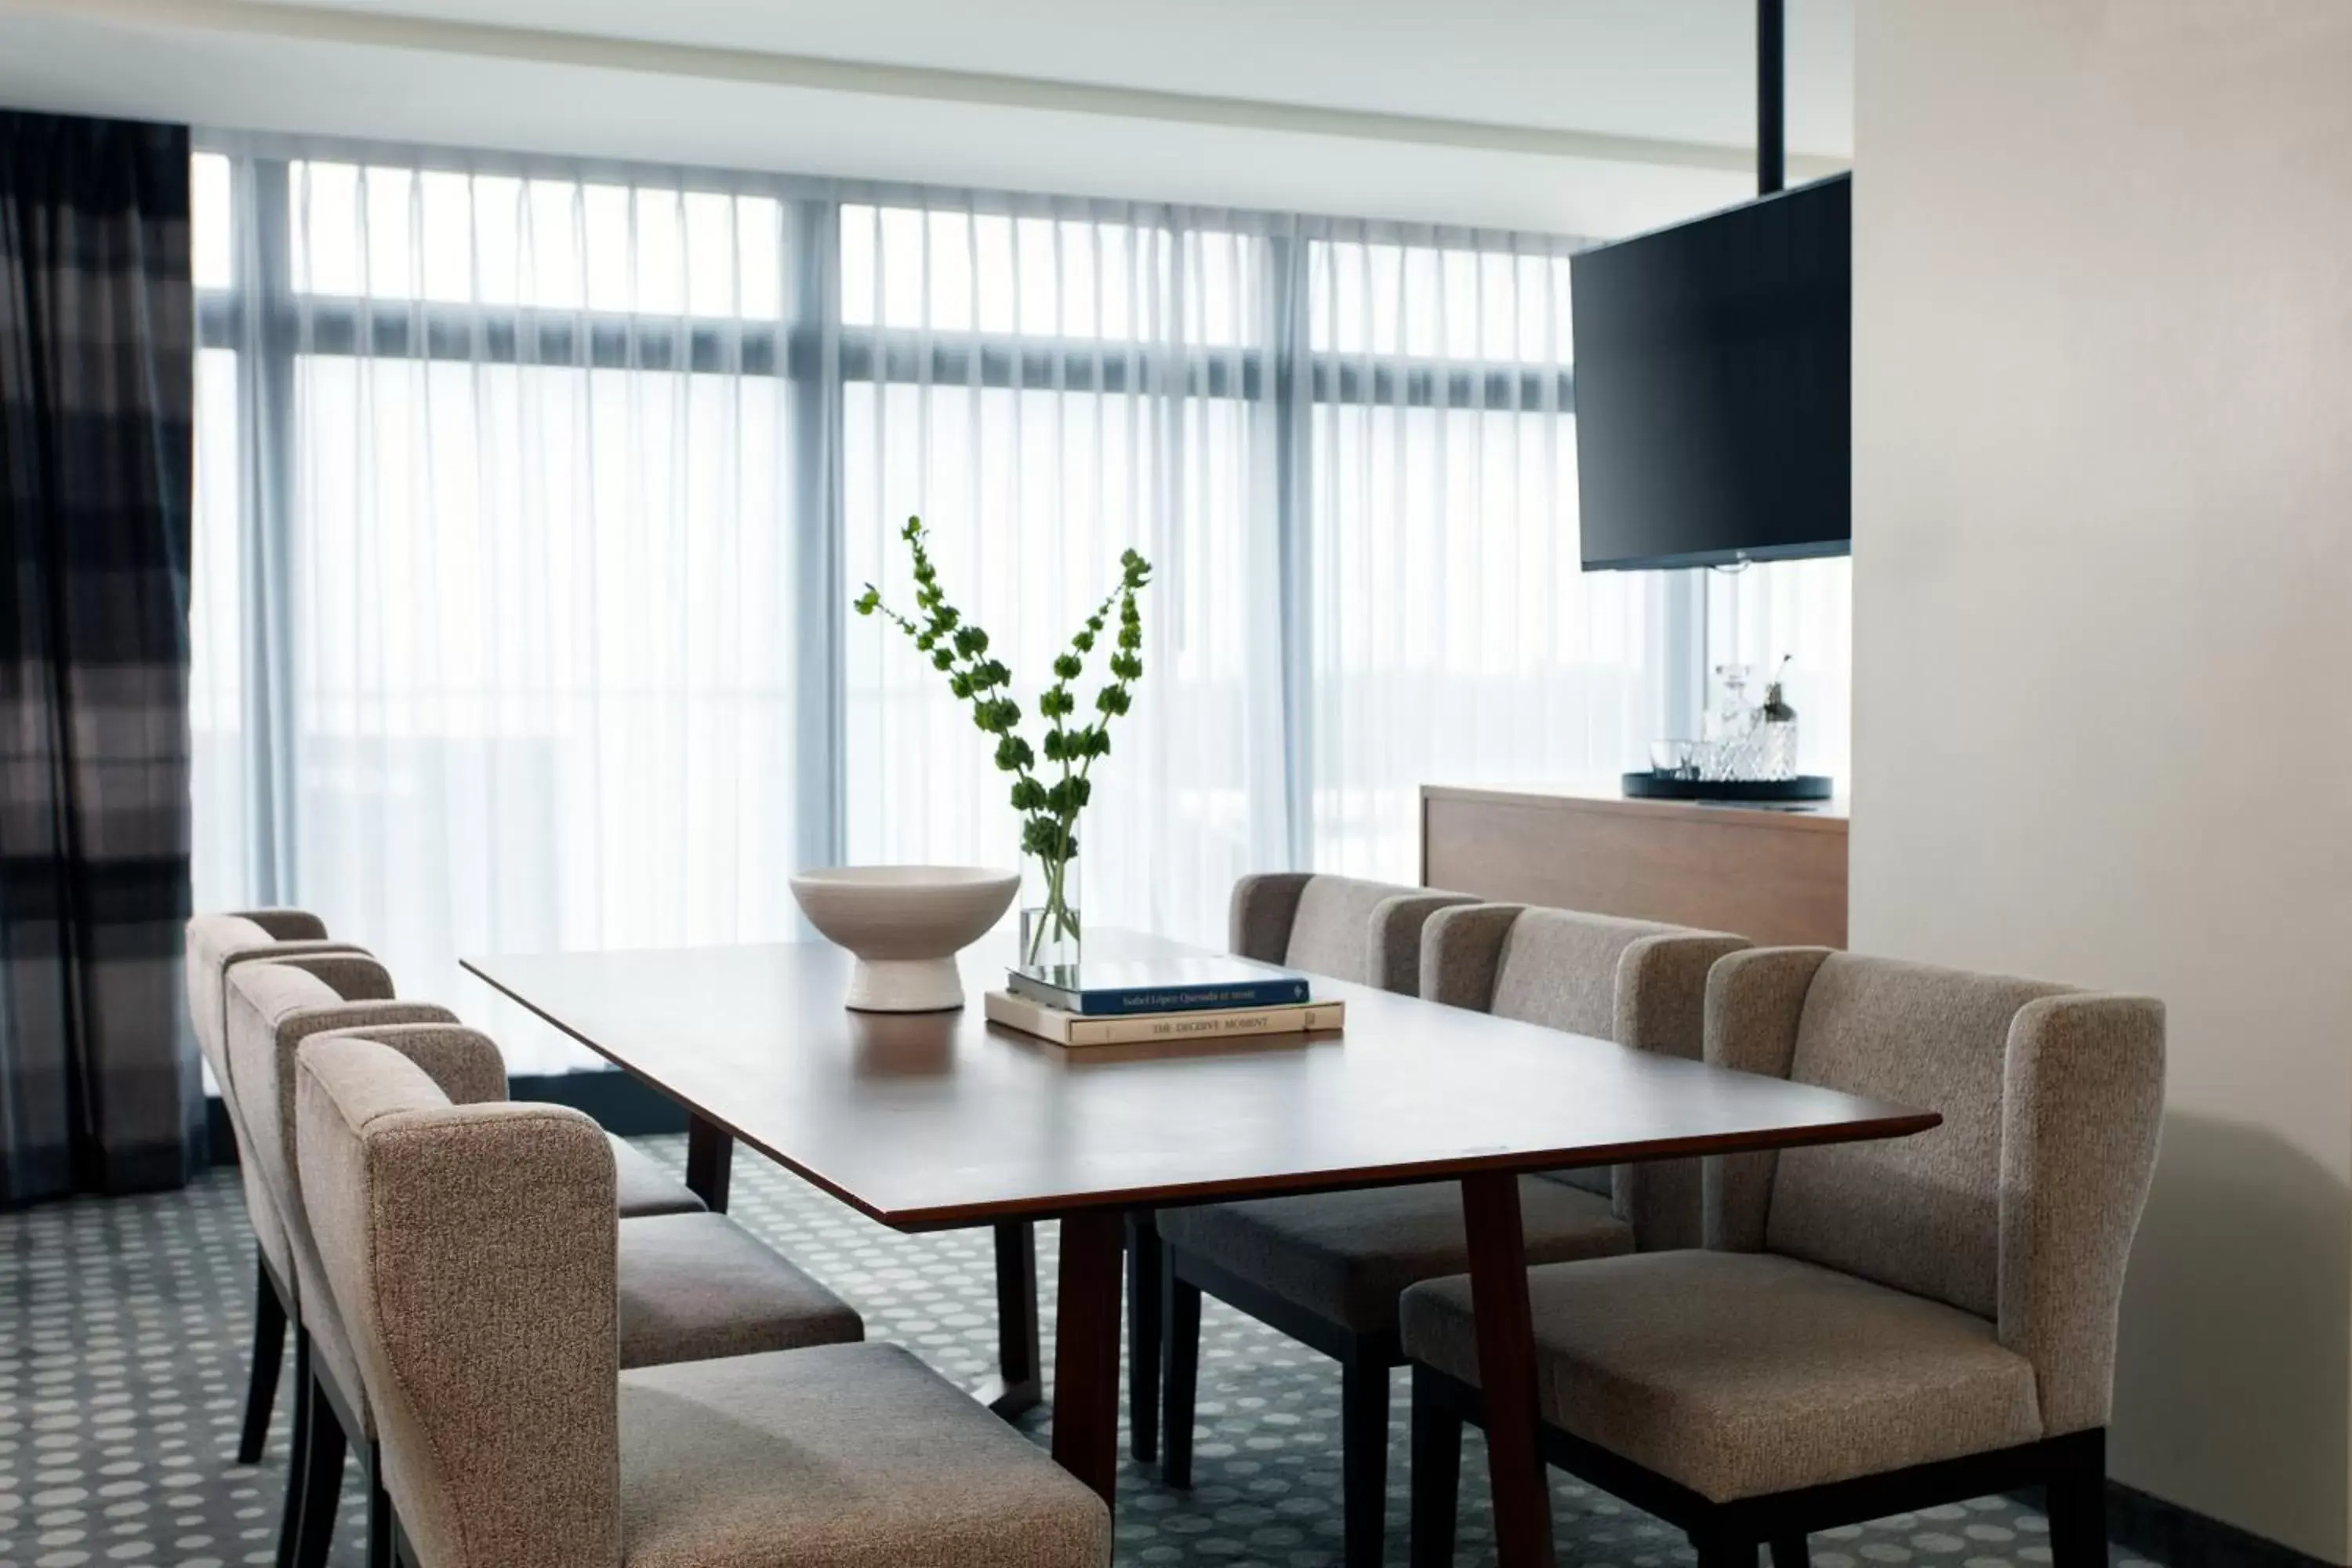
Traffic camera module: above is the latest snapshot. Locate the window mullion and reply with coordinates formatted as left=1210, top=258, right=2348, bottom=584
left=1269, top=230, right=1314, bottom=870
left=788, top=197, right=847, bottom=872
left=237, top=154, right=300, bottom=903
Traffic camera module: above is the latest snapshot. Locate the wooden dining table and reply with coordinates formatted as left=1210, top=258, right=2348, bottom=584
left=466, top=929, right=1937, bottom=1568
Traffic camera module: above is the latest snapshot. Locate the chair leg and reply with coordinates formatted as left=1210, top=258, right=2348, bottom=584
left=1127, top=1210, right=1162, bottom=1463
left=291, top=1365, right=350, bottom=1568
left=1770, top=1534, right=1812, bottom=1568
left=1161, top=1268, right=1202, bottom=1487
left=274, top=1330, right=314, bottom=1568
left=1408, top=1365, right=1464, bottom=1568
left=1693, top=1530, right=1757, bottom=1568
left=238, top=1252, right=288, bottom=1465
left=366, top=1441, right=395, bottom=1568
left=2046, top=1432, right=2110, bottom=1568
left=1341, top=1356, right=1392, bottom=1568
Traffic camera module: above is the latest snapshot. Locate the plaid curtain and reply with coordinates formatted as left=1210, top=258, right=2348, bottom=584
left=0, top=111, right=198, bottom=1204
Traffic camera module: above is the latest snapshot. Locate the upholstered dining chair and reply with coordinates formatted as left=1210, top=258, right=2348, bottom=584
left=1116, top=873, right=1482, bottom=1467
left=295, top=1032, right=1112, bottom=1568
left=1157, top=902, right=1748, bottom=1568
left=1227, top=871, right=1483, bottom=993
left=1401, top=949, right=2165, bottom=1568
left=189, top=913, right=705, bottom=1473
left=227, top=962, right=862, bottom=1568
left=186, top=911, right=368, bottom=1465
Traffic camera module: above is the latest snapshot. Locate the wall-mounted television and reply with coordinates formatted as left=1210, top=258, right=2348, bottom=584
left=1573, top=172, right=1850, bottom=572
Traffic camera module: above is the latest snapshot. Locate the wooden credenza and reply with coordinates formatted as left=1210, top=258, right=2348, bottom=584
left=1421, top=782, right=1849, bottom=949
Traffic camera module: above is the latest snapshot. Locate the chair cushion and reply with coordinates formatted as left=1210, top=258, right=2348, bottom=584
left=608, top=1134, right=707, bottom=1218
left=619, top=1341, right=1110, bottom=1568
left=1159, top=1176, right=1632, bottom=1337
left=617, top=1213, right=863, bottom=1370
left=1400, top=1250, right=2044, bottom=1503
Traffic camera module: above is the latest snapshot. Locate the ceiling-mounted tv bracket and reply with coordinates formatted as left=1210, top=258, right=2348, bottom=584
left=1758, top=0, right=1784, bottom=196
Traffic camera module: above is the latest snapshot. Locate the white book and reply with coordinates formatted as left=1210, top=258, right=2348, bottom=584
left=983, top=988, right=1345, bottom=1048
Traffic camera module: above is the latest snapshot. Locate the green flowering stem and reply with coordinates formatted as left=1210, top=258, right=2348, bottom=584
left=854, top=517, right=1152, bottom=967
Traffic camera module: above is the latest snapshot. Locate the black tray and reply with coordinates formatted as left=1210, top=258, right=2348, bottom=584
left=1621, top=771, right=1834, bottom=803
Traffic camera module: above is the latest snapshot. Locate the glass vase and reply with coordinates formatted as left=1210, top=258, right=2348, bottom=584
left=1019, top=858, right=1082, bottom=973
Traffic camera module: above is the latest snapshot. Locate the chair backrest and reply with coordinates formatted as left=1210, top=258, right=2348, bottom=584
left=1423, top=903, right=1748, bottom=1246
left=298, top=1033, right=621, bottom=1568
left=224, top=956, right=459, bottom=1410
left=224, top=954, right=458, bottom=1233
left=1228, top=872, right=1477, bottom=993
left=1703, top=947, right=2164, bottom=1434
left=185, top=910, right=361, bottom=1097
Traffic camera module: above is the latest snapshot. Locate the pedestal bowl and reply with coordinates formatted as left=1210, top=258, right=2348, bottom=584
left=787, top=866, right=1020, bottom=1012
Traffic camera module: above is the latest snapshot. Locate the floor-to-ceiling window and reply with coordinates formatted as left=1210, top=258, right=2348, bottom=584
left=191, top=135, right=1852, bottom=1069
left=835, top=199, right=1273, bottom=943
left=1302, top=232, right=1665, bottom=877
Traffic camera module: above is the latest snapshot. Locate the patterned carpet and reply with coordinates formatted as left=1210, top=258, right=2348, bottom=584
left=0, top=1135, right=2165, bottom=1568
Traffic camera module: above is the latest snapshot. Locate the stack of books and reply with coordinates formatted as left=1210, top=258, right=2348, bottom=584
left=985, top=956, right=1344, bottom=1047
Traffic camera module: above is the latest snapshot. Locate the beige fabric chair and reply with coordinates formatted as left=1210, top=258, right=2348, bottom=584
left=1125, top=873, right=1483, bottom=1468
left=1228, top=871, right=1480, bottom=993
left=1401, top=949, right=2165, bottom=1568
left=227, top=960, right=858, bottom=1568
left=1121, top=873, right=1478, bottom=1472
left=226, top=954, right=460, bottom=1361
left=188, top=910, right=363, bottom=1094
left=191, top=914, right=702, bottom=1227
left=296, top=1033, right=1112, bottom=1568
left=1158, top=900, right=1748, bottom=1568
left=185, top=910, right=369, bottom=1465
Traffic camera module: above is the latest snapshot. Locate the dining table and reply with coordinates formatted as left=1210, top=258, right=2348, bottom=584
left=465, top=928, right=1938, bottom=1568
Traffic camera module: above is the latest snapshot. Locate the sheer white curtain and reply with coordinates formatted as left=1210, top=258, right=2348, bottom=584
left=838, top=198, right=1280, bottom=948
left=1305, top=228, right=1668, bottom=878
left=191, top=136, right=1853, bottom=1071
left=193, top=143, right=808, bottom=1069
left=833, top=204, right=1682, bottom=933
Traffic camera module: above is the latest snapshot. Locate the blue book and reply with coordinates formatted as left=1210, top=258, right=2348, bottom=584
left=1007, top=957, right=1312, bottom=1017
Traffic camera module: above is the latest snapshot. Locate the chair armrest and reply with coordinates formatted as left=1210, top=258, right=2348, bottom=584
left=1614, top=931, right=1751, bottom=1251
left=1617, top=932, right=1753, bottom=1062
left=263, top=952, right=400, bottom=1003
left=1700, top=946, right=1834, bottom=1251
left=1417, top=904, right=1525, bottom=1011
left=1998, top=992, right=2164, bottom=1435
left=234, top=909, right=333, bottom=942
left=307, top=1023, right=510, bottom=1109
left=1365, top=893, right=1482, bottom=995
left=1229, top=873, right=1316, bottom=965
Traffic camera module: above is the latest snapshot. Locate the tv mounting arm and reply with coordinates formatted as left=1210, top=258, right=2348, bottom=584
left=1759, top=0, right=1784, bottom=195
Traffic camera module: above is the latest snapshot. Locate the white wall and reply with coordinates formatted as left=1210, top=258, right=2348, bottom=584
left=1851, top=2, right=2352, bottom=1559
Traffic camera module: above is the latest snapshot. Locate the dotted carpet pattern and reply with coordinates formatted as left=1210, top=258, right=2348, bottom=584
left=2, top=1136, right=2168, bottom=1568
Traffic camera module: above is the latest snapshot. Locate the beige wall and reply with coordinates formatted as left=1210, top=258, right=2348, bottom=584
left=1850, top=2, right=2352, bottom=1559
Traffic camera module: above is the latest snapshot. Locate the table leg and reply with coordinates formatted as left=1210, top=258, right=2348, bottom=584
left=684, top=1115, right=733, bottom=1212
left=974, top=1220, right=1044, bottom=1419
left=1461, top=1171, right=1555, bottom=1568
left=1051, top=1207, right=1127, bottom=1504
left=1126, top=1209, right=1162, bottom=1461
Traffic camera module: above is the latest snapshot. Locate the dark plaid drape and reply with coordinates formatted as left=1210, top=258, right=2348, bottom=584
left=0, top=111, right=198, bottom=1204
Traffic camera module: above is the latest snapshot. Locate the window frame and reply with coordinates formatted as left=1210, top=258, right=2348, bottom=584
left=194, top=132, right=1704, bottom=898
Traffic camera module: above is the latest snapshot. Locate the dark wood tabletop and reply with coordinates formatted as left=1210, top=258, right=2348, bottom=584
left=464, top=928, right=1934, bottom=1229
left=466, top=927, right=1939, bottom=1566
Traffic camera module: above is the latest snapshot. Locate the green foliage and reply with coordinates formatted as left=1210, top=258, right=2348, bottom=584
left=855, top=517, right=1155, bottom=952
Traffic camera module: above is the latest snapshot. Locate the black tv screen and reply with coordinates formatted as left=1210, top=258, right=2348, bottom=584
left=1573, top=172, right=1850, bottom=572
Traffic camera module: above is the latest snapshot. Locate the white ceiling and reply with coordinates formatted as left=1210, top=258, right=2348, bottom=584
left=0, top=0, right=1852, bottom=236
left=223, top=0, right=1857, bottom=154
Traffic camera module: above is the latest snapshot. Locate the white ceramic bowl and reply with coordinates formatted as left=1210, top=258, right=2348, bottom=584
left=787, top=865, right=1021, bottom=1012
